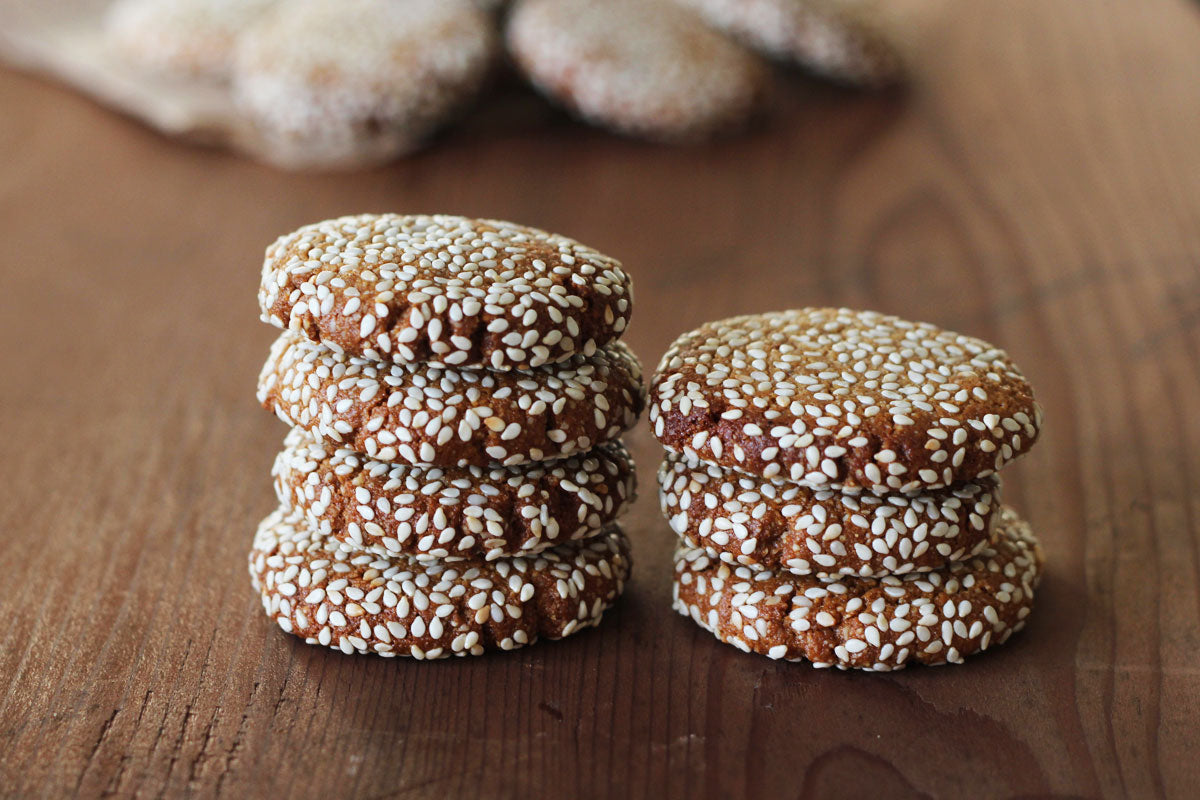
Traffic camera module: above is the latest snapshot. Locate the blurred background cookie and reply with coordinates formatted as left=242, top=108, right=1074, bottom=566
left=506, top=0, right=770, bottom=142
left=104, top=0, right=277, bottom=81
left=232, top=0, right=497, bottom=168
left=675, top=0, right=903, bottom=87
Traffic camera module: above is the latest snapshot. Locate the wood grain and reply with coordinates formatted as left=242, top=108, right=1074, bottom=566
left=2, top=1, right=1200, bottom=797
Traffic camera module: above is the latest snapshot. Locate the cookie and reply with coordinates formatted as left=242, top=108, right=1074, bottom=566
left=232, top=0, right=496, bottom=168
left=251, top=507, right=631, bottom=658
left=274, top=428, right=636, bottom=561
left=105, top=0, right=277, bottom=81
left=675, top=0, right=902, bottom=87
left=673, top=506, right=1041, bottom=669
left=659, top=453, right=999, bottom=577
left=258, top=331, right=645, bottom=468
left=506, top=0, right=770, bottom=142
left=650, top=308, right=1041, bottom=492
left=258, top=214, right=633, bottom=369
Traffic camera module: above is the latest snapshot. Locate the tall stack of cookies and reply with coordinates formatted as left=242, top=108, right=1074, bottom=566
left=249, top=214, right=644, bottom=659
left=651, top=308, right=1044, bottom=670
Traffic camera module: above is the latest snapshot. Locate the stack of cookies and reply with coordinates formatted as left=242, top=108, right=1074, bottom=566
left=651, top=308, right=1044, bottom=670
left=249, top=214, right=644, bottom=659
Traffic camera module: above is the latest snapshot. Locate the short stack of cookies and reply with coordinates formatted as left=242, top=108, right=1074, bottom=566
left=249, top=213, right=644, bottom=658
left=651, top=308, right=1044, bottom=670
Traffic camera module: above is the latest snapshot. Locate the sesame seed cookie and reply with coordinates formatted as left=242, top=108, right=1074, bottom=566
left=251, top=507, right=631, bottom=658
left=232, top=0, right=496, bottom=168
left=675, top=0, right=902, bottom=87
left=259, top=214, right=633, bottom=370
left=659, top=453, right=1000, bottom=578
left=506, top=0, right=770, bottom=142
left=105, top=0, right=277, bottom=81
left=673, top=506, right=1041, bottom=669
left=274, top=428, right=636, bottom=562
left=258, top=331, right=645, bottom=468
left=650, top=308, right=1041, bottom=492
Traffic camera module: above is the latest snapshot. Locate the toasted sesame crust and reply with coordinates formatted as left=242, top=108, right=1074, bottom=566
left=259, top=214, right=633, bottom=370
left=251, top=508, right=631, bottom=658
left=274, top=429, right=636, bottom=562
left=506, top=0, right=770, bottom=142
left=258, top=331, right=645, bottom=468
left=673, top=506, right=1041, bottom=669
left=650, top=308, right=1041, bottom=491
left=659, top=453, right=999, bottom=578
left=676, top=0, right=902, bottom=87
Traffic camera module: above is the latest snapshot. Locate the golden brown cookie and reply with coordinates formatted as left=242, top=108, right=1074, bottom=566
left=275, top=428, right=636, bottom=561
left=250, top=507, right=631, bottom=658
left=650, top=308, right=1041, bottom=492
left=659, top=452, right=999, bottom=577
left=675, top=0, right=902, bottom=87
left=673, top=506, right=1042, bottom=670
left=233, top=1, right=496, bottom=167
left=506, top=0, right=770, bottom=142
left=258, top=214, right=633, bottom=369
left=258, top=331, right=645, bottom=467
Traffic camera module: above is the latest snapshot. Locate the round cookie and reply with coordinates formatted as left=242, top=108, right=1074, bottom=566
left=259, top=214, right=633, bottom=369
left=105, top=0, right=277, bottom=81
left=275, top=428, right=636, bottom=561
left=659, top=453, right=1000, bottom=577
left=673, top=506, right=1042, bottom=669
left=232, top=0, right=496, bottom=168
left=251, top=507, right=631, bottom=658
left=506, top=0, right=770, bottom=142
left=258, top=331, right=645, bottom=468
left=675, top=0, right=902, bottom=87
left=650, top=308, right=1041, bottom=492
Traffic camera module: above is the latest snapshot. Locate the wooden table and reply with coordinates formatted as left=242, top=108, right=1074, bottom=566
left=3, top=2, right=1199, bottom=797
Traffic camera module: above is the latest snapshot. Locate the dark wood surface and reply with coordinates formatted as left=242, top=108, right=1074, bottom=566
left=3, top=1, right=1200, bottom=797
